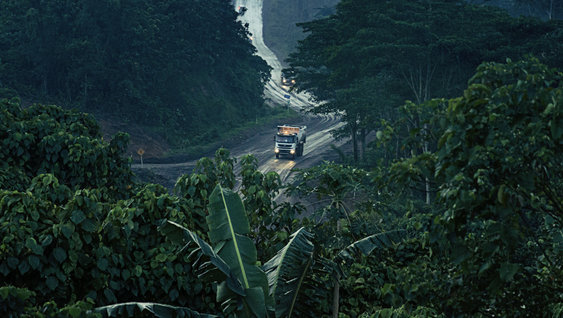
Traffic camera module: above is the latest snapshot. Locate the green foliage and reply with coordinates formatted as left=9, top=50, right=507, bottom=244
left=433, top=57, right=563, bottom=315
left=239, top=154, right=306, bottom=260
left=0, top=105, right=227, bottom=314
left=0, top=286, right=99, bottom=318
left=0, top=99, right=133, bottom=197
left=263, top=228, right=314, bottom=318
left=95, top=302, right=216, bottom=318
left=160, top=186, right=315, bottom=317
left=98, top=185, right=213, bottom=309
left=0, top=179, right=214, bottom=310
left=0, top=0, right=271, bottom=148
left=206, top=185, right=271, bottom=316
left=358, top=305, right=444, bottom=318
left=288, top=162, right=385, bottom=257
left=162, top=182, right=400, bottom=318
left=288, top=0, right=563, bottom=162
left=174, top=148, right=237, bottom=201
left=287, top=58, right=562, bottom=316
left=159, top=220, right=245, bottom=297
left=3, top=55, right=562, bottom=317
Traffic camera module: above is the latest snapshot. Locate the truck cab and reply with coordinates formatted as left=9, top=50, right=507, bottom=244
left=281, top=76, right=296, bottom=91
left=274, top=125, right=306, bottom=159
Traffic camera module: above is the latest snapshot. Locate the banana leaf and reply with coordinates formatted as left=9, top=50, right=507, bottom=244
left=159, top=220, right=245, bottom=296
left=207, top=184, right=271, bottom=315
left=94, top=302, right=216, bottom=317
left=263, top=227, right=314, bottom=318
left=337, top=229, right=406, bottom=262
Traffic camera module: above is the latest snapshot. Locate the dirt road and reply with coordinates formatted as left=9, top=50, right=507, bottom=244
left=132, top=0, right=346, bottom=190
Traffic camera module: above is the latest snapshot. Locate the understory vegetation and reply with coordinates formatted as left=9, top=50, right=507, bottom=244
left=1, top=55, right=561, bottom=317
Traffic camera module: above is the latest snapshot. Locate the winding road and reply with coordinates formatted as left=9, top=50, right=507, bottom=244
left=133, top=0, right=346, bottom=190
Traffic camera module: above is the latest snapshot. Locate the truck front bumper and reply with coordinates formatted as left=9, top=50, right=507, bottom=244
left=275, top=148, right=296, bottom=155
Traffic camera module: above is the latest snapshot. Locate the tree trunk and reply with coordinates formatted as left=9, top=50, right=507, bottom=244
left=395, top=137, right=399, bottom=161
left=351, top=125, right=358, bottom=163
left=84, top=73, right=88, bottom=99
left=42, top=75, right=48, bottom=95
left=332, top=273, right=340, bottom=318
left=360, top=128, right=367, bottom=162
left=423, top=123, right=430, bottom=205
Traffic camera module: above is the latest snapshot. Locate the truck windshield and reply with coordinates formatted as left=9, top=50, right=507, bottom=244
left=276, top=135, right=295, bottom=143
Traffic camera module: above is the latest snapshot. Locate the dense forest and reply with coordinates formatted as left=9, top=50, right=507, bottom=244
left=0, top=0, right=271, bottom=152
left=265, top=0, right=563, bottom=65
left=287, top=0, right=563, bottom=162
left=1, top=0, right=562, bottom=317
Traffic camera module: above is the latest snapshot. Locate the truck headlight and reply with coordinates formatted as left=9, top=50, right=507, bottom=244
left=290, top=149, right=295, bottom=154
left=274, top=148, right=279, bottom=153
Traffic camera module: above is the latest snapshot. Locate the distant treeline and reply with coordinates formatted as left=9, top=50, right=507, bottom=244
left=0, top=0, right=271, bottom=147
left=263, top=0, right=563, bottom=66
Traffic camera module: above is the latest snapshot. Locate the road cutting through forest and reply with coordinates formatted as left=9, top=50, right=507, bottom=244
left=133, top=0, right=346, bottom=191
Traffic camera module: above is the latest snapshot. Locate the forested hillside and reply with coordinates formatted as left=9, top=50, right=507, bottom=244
left=263, top=0, right=563, bottom=65
left=0, top=0, right=271, bottom=155
left=287, top=0, right=563, bottom=162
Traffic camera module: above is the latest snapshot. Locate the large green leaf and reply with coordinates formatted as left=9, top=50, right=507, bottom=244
left=207, top=184, right=271, bottom=315
left=94, top=302, right=216, bottom=317
left=159, top=220, right=245, bottom=296
left=263, top=227, right=314, bottom=318
left=337, top=230, right=406, bottom=261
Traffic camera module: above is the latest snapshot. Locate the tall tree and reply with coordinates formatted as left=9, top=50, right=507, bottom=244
left=287, top=0, right=563, bottom=162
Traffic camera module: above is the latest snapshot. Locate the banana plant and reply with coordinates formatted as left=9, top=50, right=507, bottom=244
left=94, top=184, right=402, bottom=317
left=161, top=185, right=315, bottom=317
left=263, top=227, right=315, bottom=318
left=161, top=184, right=272, bottom=317
left=95, top=184, right=315, bottom=318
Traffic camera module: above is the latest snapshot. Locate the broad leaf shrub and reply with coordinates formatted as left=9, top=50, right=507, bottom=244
left=0, top=286, right=99, bottom=317
left=0, top=99, right=133, bottom=198
left=0, top=102, right=224, bottom=314
left=99, top=183, right=214, bottom=309
left=288, top=58, right=562, bottom=317
left=0, top=175, right=219, bottom=312
left=433, top=57, right=563, bottom=315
